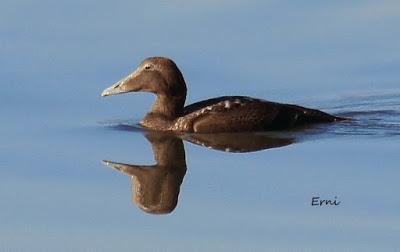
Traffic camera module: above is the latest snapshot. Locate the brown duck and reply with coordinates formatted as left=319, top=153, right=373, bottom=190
left=101, top=57, right=344, bottom=133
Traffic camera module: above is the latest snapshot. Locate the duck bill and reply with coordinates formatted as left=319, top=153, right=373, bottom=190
left=101, top=160, right=143, bottom=176
left=101, top=80, right=127, bottom=97
left=101, top=69, right=141, bottom=97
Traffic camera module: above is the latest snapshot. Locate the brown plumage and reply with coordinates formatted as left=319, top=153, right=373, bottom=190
left=101, top=57, right=344, bottom=133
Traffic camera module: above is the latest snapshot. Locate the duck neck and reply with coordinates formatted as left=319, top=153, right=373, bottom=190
left=149, top=94, right=186, bottom=120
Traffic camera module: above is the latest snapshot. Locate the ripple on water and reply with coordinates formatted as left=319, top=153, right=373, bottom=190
left=309, top=90, right=400, bottom=137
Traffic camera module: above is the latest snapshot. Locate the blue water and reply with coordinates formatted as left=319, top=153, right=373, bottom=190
left=2, top=1, right=400, bottom=251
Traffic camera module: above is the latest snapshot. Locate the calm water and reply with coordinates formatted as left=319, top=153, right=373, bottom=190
left=2, top=1, right=400, bottom=251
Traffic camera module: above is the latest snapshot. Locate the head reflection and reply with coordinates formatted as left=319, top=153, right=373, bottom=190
left=103, top=132, right=186, bottom=214
left=102, top=130, right=294, bottom=215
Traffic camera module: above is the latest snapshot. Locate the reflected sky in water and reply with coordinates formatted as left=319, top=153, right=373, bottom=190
left=1, top=0, right=400, bottom=251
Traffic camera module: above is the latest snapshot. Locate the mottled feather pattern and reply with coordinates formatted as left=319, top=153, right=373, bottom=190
left=170, top=96, right=280, bottom=132
left=168, top=96, right=341, bottom=133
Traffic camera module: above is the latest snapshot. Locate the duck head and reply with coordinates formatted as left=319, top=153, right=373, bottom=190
left=101, top=57, right=187, bottom=99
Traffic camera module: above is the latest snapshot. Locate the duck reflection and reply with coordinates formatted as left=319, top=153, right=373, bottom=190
left=102, top=130, right=295, bottom=215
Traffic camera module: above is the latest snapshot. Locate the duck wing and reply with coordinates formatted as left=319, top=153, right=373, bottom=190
left=181, top=96, right=279, bottom=133
left=181, top=96, right=340, bottom=133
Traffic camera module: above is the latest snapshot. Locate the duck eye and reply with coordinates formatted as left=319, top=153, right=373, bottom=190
left=144, top=64, right=152, bottom=70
